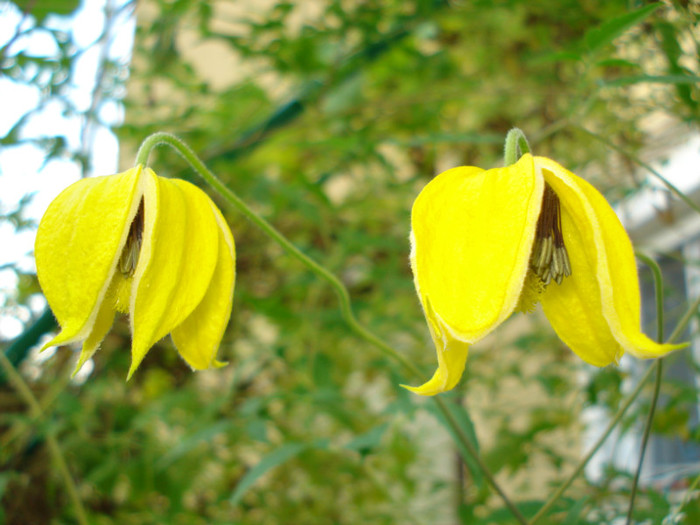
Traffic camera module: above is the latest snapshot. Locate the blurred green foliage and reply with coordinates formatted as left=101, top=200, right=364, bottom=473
left=2, top=0, right=700, bottom=523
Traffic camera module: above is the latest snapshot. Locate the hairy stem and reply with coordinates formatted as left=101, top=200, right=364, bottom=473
left=504, top=127, right=532, bottom=166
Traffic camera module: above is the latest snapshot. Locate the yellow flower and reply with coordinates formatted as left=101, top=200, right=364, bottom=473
left=406, top=153, right=685, bottom=396
left=35, top=165, right=235, bottom=379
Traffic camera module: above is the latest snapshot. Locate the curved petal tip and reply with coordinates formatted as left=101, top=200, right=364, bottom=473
left=404, top=297, right=470, bottom=396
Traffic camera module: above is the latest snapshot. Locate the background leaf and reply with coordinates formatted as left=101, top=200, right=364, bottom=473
left=582, top=3, right=661, bottom=54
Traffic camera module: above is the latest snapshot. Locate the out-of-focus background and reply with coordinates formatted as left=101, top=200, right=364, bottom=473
left=1, top=1, right=700, bottom=523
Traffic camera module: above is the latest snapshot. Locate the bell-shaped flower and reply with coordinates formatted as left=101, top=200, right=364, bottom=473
left=35, top=165, right=235, bottom=379
left=406, top=153, right=685, bottom=396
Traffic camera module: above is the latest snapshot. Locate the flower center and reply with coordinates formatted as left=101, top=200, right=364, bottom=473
left=118, top=199, right=144, bottom=277
left=530, top=183, right=571, bottom=285
left=516, top=184, right=572, bottom=314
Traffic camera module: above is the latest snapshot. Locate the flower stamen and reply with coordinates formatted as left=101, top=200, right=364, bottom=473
left=530, top=184, right=571, bottom=285
left=119, top=199, right=144, bottom=277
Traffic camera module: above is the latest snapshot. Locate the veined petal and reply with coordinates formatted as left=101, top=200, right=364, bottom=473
left=128, top=171, right=219, bottom=378
left=411, top=154, right=543, bottom=342
left=538, top=157, right=685, bottom=365
left=172, top=202, right=235, bottom=370
left=36, top=167, right=142, bottom=347
left=403, top=298, right=470, bottom=396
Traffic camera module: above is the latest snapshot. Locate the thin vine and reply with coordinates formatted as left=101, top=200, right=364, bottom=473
left=135, top=132, right=530, bottom=525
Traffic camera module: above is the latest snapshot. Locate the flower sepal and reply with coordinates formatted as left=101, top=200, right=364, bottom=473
left=36, top=165, right=236, bottom=379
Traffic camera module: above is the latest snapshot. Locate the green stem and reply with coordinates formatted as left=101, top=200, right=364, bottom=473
left=576, top=127, right=700, bottom=216
left=626, top=253, right=665, bottom=524
left=676, top=470, right=700, bottom=518
left=136, top=132, right=527, bottom=525
left=503, top=127, right=532, bottom=166
left=433, top=396, right=528, bottom=524
left=625, top=361, right=663, bottom=524
left=136, top=133, right=419, bottom=374
left=529, top=362, right=657, bottom=524
left=636, top=253, right=665, bottom=343
left=668, top=293, right=700, bottom=344
left=0, top=351, right=89, bottom=525
left=530, top=292, right=700, bottom=524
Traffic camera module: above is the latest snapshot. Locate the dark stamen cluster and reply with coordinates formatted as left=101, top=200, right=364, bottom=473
left=119, top=199, right=145, bottom=277
left=530, top=184, right=571, bottom=285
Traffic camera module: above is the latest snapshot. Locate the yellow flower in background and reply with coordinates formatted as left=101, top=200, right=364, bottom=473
left=35, top=165, right=235, bottom=379
left=406, top=153, right=685, bottom=396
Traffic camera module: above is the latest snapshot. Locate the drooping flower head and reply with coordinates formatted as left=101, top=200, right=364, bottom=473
left=406, top=153, right=685, bottom=396
left=35, top=165, right=235, bottom=379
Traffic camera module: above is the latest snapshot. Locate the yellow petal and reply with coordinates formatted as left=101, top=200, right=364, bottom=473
left=72, top=278, right=117, bottom=376
left=128, top=171, right=220, bottom=378
left=171, top=202, right=235, bottom=370
left=36, top=167, right=142, bottom=347
left=403, top=297, right=469, bottom=396
left=538, top=157, right=684, bottom=365
left=411, top=153, right=543, bottom=342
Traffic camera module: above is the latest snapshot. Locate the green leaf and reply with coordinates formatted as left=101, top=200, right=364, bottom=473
left=229, top=442, right=310, bottom=505
left=156, top=421, right=234, bottom=470
left=595, top=58, right=640, bottom=69
left=477, top=500, right=545, bottom=523
left=0, top=472, right=13, bottom=499
left=344, top=423, right=388, bottom=456
left=429, top=399, right=484, bottom=490
left=530, top=50, right=583, bottom=64
left=245, top=419, right=269, bottom=443
left=312, top=352, right=335, bottom=389
left=386, top=132, right=503, bottom=147
left=602, top=74, right=700, bottom=87
left=563, top=497, right=589, bottom=524
left=647, top=489, right=672, bottom=521
left=583, top=3, right=661, bottom=54
left=13, top=0, right=80, bottom=23
left=657, top=20, right=699, bottom=112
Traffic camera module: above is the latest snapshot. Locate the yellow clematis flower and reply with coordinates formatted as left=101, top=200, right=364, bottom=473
left=35, top=165, right=235, bottom=379
left=406, top=153, right=685, bottom=396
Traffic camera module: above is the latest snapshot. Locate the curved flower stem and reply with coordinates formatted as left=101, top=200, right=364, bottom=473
left=636, top=254, right=665, bottom=344
left=0, top=351, right=89, bottom=525
left=530, top=292, right=700, bottom=524
left=136, top=132, right=528, bottom=525
left=136, top=133, right=419, bottom=373
left=626, top=253, right=665, bottom=524
left=503, top=127, right=532, bottom=166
